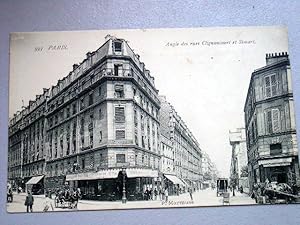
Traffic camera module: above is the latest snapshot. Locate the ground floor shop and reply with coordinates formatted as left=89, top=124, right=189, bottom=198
left=163, top=174, right=186, bottom=195
left=25, top=175, right=45, bottom=194
left=249, top=156, right=300, bottom=190
left=64, top=167, right=160, bottom=201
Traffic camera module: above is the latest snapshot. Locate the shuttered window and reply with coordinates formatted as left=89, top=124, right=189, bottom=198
left=115, top=107, right=125, bottom=123
left=265, top=74, right=278, bottom=98
left=265, top=108, right=280, bottom=134
left=272, top=108, right=280, bottom=133
left=271, top=75, right=278, bottom=96
left=266, top=111, right=272, bottom=133
left=116, top=130, right=125, bottom=139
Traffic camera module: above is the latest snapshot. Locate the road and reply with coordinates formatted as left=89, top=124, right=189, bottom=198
left=7, top=189, right=256, bottom=213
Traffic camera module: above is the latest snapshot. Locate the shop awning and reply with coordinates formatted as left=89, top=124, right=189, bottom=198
left=126, top=168, right=158, bottom=178
left=180, top=178, right=189, bottom=186
left=165, top=174, right=185, bottom=186
left=66, top=169, right=120, bottom=181
left=26, top=175, right=44, bottom=185
left=259, top=157, right=292, bottom=168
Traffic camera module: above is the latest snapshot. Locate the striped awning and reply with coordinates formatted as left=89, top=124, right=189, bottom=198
left=165, top=174, right=185, bottom=186
left=26, top=175, right=44, bottom=185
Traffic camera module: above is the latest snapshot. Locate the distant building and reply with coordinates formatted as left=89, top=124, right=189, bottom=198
left=159, top=96, right=203, bottom=191
left=244, top=52, right=299, bottom=191
left=8, top=36, right=161, bottom=200
left=202, top=152, right=219, bottom=189
left=229, top=128, right=249, bottom=192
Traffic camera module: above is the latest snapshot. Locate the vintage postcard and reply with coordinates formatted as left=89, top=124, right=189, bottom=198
left=7, top=26, right=300, bottom=213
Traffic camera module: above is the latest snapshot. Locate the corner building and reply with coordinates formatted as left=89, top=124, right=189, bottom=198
left=244, top=52, right=299, bottom=191
left=9, top=36, right=161, bottom=201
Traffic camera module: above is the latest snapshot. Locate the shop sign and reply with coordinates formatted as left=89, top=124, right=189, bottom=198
left=126, top=168, right=158, bottom=178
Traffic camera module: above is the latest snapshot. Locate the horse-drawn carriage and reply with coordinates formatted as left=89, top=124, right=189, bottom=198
left=216, top=178, right=229, bottom=197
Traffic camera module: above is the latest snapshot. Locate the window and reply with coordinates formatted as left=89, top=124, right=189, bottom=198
left=54, top=142, right=58, bottom=158
left=61, top=162, right=64, bottom=174
left=81, top=158, right=85, bottom=170
left=89, top=154, right=94, bottom=169
left=80, top=97, right=85, bottom=110
left=266, top=108, right=280, bottom=134
left=73, top=138, right=76, bottom=152
left=99, top=108, right=103, bottom=120
left=66, top=107, right=70, bottom=118
left=114, top=64, right=122, bottom=76
left=60, top=110, right=64, bottom=121
left=80, top=117, right=85, bottom=134
left=116, top=130, right=125, bottom=139
left=115, top=107, right=125, bottom=123
left=99, top=131, right=102, bottom=143
left=72, top=103, right=77, bottom=115
left=114, top=41, right=122, bottom=52
left=89, top=130, right=93, bottom=146
left=55, top=164, right=58, bottom=175
left=265, top=74, right=278, bottom=98
left=115, top=84, right=124, bottom=98
left=60, top=138, right=63, bottom=156
left=116, top=154, right=125, bottom=163
left=270, top=143, right=282, bottom=155
left=89, top=93, right=93, bottom=106
left=98, top=86, right=102, bottom=96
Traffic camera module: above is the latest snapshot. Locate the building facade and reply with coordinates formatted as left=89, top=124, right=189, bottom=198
left=8, top=36, right=161, bottom=201
left=244, top=52, right=299, bottom=191
left=159, top=96, right=203, bottom=191
left=229, top=128, right=249, bottom=192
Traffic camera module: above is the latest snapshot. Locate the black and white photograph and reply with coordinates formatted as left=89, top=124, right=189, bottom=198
left=7, top=26, right=300, bottom=213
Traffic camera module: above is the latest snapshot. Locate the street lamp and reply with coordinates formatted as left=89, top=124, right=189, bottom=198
left=122, top=167, right=127, bottom=204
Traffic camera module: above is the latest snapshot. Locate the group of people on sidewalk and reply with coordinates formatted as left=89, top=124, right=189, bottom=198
left=143, top=186, right=194, bottom=203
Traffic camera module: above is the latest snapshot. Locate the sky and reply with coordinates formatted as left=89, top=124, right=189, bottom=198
left=9, top=26, right=289, bottom=177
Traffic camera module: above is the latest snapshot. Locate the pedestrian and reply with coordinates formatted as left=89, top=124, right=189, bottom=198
left=24, top=191, right=34, bottom=213
left=164, top=188, right=169, bottom=203
left=144, top=188, right=149, bottom=200
left=188, top=188, right=193, bottom=201
left=154, top=188, right=158, bottom=200
left=149, top=188, right=153, bottom=200
left=43, top=193, right=54, bottom=212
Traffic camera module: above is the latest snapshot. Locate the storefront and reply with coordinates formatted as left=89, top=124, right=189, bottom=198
left=258, top=157, right=299, bottom=185
left=164, top=174, right=186, bottom=195
left=25, top=175, right=44, bottom=194
left=66, top=168, right=159, bottom=201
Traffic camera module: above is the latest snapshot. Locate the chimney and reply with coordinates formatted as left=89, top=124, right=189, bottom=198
left=73, top=64, right=79, bottom=70
left=86, top=52, right=92, bottom=58
left=265, top=52, right=289, bottom=65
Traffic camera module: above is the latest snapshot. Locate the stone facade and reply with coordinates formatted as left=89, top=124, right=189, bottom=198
left=8, top=36, right=161, bottom=199
left=244, top=52, right=299, bottom=191
left=159, top=96, right=203, bottom=188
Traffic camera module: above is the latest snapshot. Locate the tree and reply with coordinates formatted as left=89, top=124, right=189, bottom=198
left=240, top=166, right=248, bottom=177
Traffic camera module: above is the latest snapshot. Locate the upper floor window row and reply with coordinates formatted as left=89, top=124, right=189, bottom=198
left=264, top=73, right=279, bottom=98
